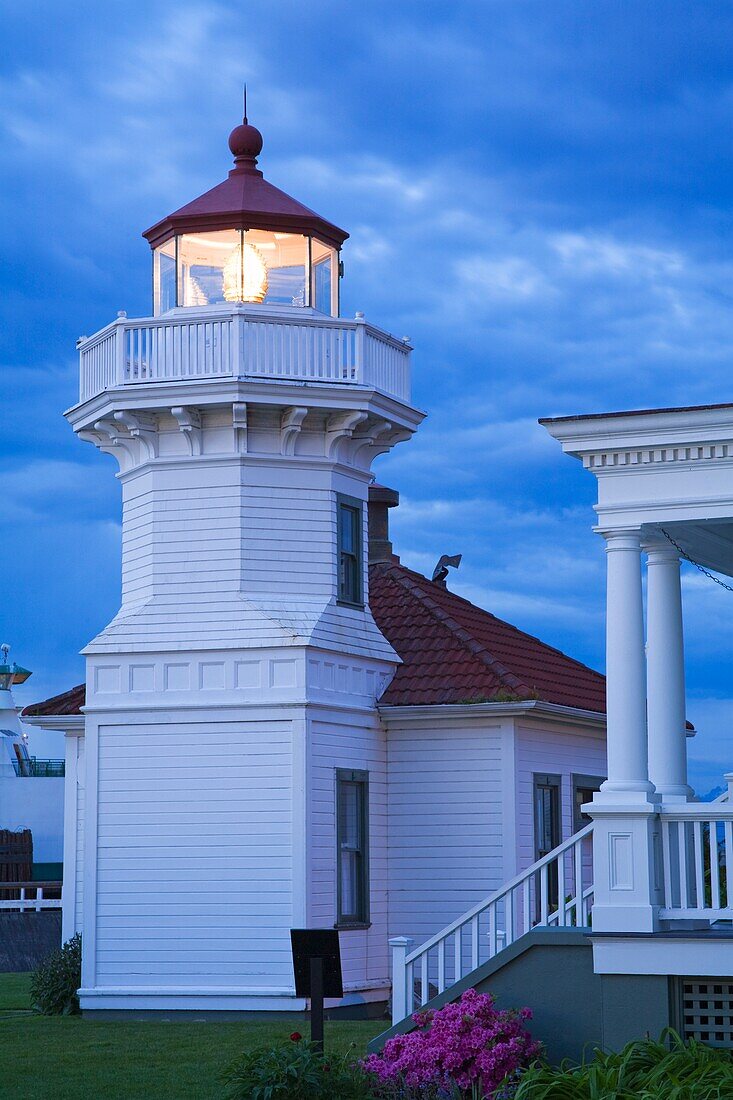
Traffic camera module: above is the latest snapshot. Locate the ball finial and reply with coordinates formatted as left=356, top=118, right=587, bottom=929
left=228, top=122, right=263, bottom=161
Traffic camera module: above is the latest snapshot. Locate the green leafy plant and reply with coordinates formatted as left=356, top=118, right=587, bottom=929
left=30, top=932, right=82, bottom=1016
left=513, top=1030, right=733, bottom=1099
left=222, top=1036, right=374, bottom=1100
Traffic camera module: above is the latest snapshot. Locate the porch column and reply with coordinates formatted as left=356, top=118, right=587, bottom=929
left=601, top=530, right=653, bottom=797
left=590, top=530, right=660, bottom=934
left=645, top=541, right=692, bottom=802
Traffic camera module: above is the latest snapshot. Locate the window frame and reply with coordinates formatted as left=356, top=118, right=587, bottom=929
left=335, top=768, right=370, bottom=929
left=533, top=773, right=562, bottom=860
left=336, top=494, right=364, bottom=608
left=571, top=772, right=605, bottom=834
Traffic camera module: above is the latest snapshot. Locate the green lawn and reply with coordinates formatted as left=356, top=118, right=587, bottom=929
left=0, top=973, right=385, bottom=1100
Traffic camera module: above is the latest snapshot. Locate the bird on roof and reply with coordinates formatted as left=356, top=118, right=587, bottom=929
left=432, top=554, right=462, bottom=587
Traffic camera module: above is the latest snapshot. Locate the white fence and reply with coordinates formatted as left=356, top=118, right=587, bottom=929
left=390, top=824, right=594, bottom=1025
left=0, top=882, right=62, bottom=912
left=78, top=309, right=412, bottom=404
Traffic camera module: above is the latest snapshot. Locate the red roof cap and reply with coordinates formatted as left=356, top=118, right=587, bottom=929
left=143, top=114, right=348, bottom=251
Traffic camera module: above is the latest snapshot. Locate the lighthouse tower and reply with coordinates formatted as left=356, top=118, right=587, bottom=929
left=68, top=112, right=423, bottom=1014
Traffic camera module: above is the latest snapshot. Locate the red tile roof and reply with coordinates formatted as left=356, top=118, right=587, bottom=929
left=21, top=563, right=606, bottom=718
left=22, top=683, right=85, bottom=718
left=369, top=559, right=606, bottom=712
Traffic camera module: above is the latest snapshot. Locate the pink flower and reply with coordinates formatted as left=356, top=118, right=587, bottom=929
left=363, top=989, right=541, bottom=1097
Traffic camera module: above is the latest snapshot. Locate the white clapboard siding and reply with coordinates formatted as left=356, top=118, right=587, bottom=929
left=94, top=720, right=294, bottom=988
left=514, top=720, right=607, bottom=873
left=386, top=719, right=505, bottom=947
left=75, top=738, right=85, bottom=934
left=309, top=713, right=389, bottom=991
left=93, top=455, right=393, bottom=663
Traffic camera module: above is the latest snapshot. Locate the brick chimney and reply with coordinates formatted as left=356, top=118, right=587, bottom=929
left=368, top=483, right=399, bottom=563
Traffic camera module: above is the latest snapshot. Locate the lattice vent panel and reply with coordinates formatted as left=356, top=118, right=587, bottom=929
left=682, top=980, right=733, bottom=1047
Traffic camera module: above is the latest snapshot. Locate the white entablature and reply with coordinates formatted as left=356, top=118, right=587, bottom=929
left=542, top=403, right=733, bottom=571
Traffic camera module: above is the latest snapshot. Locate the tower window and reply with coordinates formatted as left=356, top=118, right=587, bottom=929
left=336, top=769, right=370, bottom=927
left=337, top=495, right=363, bottom=607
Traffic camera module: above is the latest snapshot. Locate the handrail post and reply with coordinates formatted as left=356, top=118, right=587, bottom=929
left=354, top=312, right=366, bottom=385
left=725, top=773, right=733, bottom=803
left=389, top=936, right=413, bottom=1025
left=115, top=319, right=127, bottom=385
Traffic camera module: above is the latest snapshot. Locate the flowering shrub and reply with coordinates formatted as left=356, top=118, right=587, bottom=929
left=364, top=989, right=541, bottom=1099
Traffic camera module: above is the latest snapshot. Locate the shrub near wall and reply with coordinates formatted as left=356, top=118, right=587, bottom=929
left=513, top=1032, right=733, bottom=1099
left=30, top=933, right=82, bottom=1016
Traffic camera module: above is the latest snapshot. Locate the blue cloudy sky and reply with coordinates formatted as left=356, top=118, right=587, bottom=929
left=3, top=1, right=733, bottom=790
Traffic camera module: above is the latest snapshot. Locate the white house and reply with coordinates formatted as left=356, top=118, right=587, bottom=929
left=23, top=110, right=611, bottom=1021
left=0, top=651, right=64, bottom=880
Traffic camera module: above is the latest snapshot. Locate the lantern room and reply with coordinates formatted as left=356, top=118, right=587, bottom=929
left=143, top=113, right=348, bottom=318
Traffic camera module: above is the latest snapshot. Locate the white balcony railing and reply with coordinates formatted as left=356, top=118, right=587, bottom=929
left=661, top=804, right=733, bottom=921
left=0, top=882, right=62, bottom=912
left=390, top=824, right=594, bottom=1025
left=78, top=307, right=412, bottom=405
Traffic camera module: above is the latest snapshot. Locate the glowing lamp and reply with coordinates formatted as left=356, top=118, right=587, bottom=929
left=222, top=241, right=268, bottom=303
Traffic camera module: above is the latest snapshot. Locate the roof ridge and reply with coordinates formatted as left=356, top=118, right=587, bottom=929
left=377, top=560, right=603, bottom=682
left=383, top=563, right=531, bottom=695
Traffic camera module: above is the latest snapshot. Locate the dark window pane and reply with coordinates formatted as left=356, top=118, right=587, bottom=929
left=337, top=501, right=362, bottom=604
left=337, top=774, right=368, bottom=924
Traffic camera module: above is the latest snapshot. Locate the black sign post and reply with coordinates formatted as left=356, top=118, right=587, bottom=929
left=290, top=929, right=343, bottom=1055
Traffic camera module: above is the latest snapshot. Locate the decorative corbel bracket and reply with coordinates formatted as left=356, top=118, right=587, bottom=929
left=280, top=406, right=308, bottom=456
left=77, top=418, right=138, bottom=472
left=233, top=402, right=248, bottom=455
left=113, top=411, right=159, bottom=460
left=171, top=406, right=202, bottom=456
left=352, top=419, right=396, bottom=465
left=325, top=410, right=369, bottom=460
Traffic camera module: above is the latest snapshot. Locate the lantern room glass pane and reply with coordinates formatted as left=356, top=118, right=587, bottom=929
left=312, top=239, right=336, bottom=316
left=154, top=239, right=177, bottom=315
left=246, top=230, right=307, bottom=307
left=177, top=230, right=243, bottom=307
left=171, top=230, right=310, bottom=308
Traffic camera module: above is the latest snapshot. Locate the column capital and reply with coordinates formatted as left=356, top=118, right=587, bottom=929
left=643, top=538, right=681, bottom=564
left=599, top=528, right=643, bottom=552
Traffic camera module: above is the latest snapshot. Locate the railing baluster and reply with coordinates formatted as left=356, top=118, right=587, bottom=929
left=574, top=837, right=583, bottom=925
left=679, top=821, right=689, bottom=910
left=662, top=818, right=673, bottom=909
left=522, top=877, right=530, bottom=936
left=693, top=820, right=705, bottom=909
left=709, top=820, right=721, bottom=911
left=540, top=864, right=549, bottom=924
left=557, top=852, right=566, bottom=925
left=437, top=940, right=445, bottom=994
left=470, top=915, right=479, bottom=970
left=488, top=904, right=497, bottom=958
left=454, top=929, right=461, bottom=983
left=505, top=890, right=514, bottom=946
left=420, top=953, right=429, bottom=1006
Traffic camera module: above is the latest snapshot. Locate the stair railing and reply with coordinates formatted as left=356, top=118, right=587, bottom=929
left=390, top=823, right=594, bottom=1025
